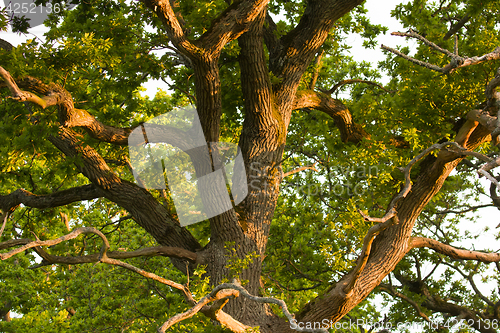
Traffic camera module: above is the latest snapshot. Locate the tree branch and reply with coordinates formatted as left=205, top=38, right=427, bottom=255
left=393, top=272, right=497, bottom=333
left=140, top=0, right=201, bottom=59
left=142, top=0, right=269, bottom=59
left=379, top=283, right=433, bottom=323
left=323, top=79, right=394, bottom=95
left=0, top=227, right=196, bottom=302
left=1, top=238, right=198, bottom=264
left=272, top=0, right=365, bottom=126
left=410, top=237, right=500, bottom=263
left=0, top=185, right=102, bottom=214
left=0, top=68, right=190, bottom=147
left=345, top=210, right=398, bottom=295
left=293, top=89, right=370, bottom=143
left=283, top=164, right=318, bottom=178
left=381, top=30, right=500, bottom=74
left=442, top=262, right=495, bottom=307
left=435, top=204, right=495, bottom=215
left=48, top=127, right=202, bottom=256
left=0, top=38, right=13, bottom=52
left=159, top=283, right=328, bottom=333
left=444, top=13, right=470, bottom=40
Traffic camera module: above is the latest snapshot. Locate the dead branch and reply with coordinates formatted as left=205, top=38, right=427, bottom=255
left=410, top=237, right=500, bottom=263
left=381, top=29, right=500, bottom=74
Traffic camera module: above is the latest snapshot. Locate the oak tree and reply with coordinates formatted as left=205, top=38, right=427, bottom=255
left=0, top=0, right=500, bottom=332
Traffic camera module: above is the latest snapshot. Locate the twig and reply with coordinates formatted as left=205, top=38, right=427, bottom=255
left=391, top=30, right=456, bottom=58
left=441, top=262, right=494, bottom=307
left=435, top=204, right=495, bottom=215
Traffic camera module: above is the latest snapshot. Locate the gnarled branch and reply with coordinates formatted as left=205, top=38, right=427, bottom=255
left=293, top=89, right=370, bottom=143
left=0, top=68, right=190, bottom=147
left=159, top=283, right=328, bottom=333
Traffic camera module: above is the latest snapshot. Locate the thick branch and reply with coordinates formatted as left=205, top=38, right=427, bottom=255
left=295, top=122, right=491, bottom=326
left=48, top=127, right=202, bottom=255
left=293, top=89, right=370, bottom=143
left=346, top=210, right=398, bottom=295
left=0, top=185, right=102, bottom=213
left=272, top=0, right=365, bottom=126
left=140, top=0, right=201, bottom=59
left=0, top=67, right=51, bottom=107
left=0, top=69, right=189, bottom=147
left=410, top=237, right=500, bottom=263
left=142, top=0, right=269, bottom=59
left=197, top=0, right=269, bottom=56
